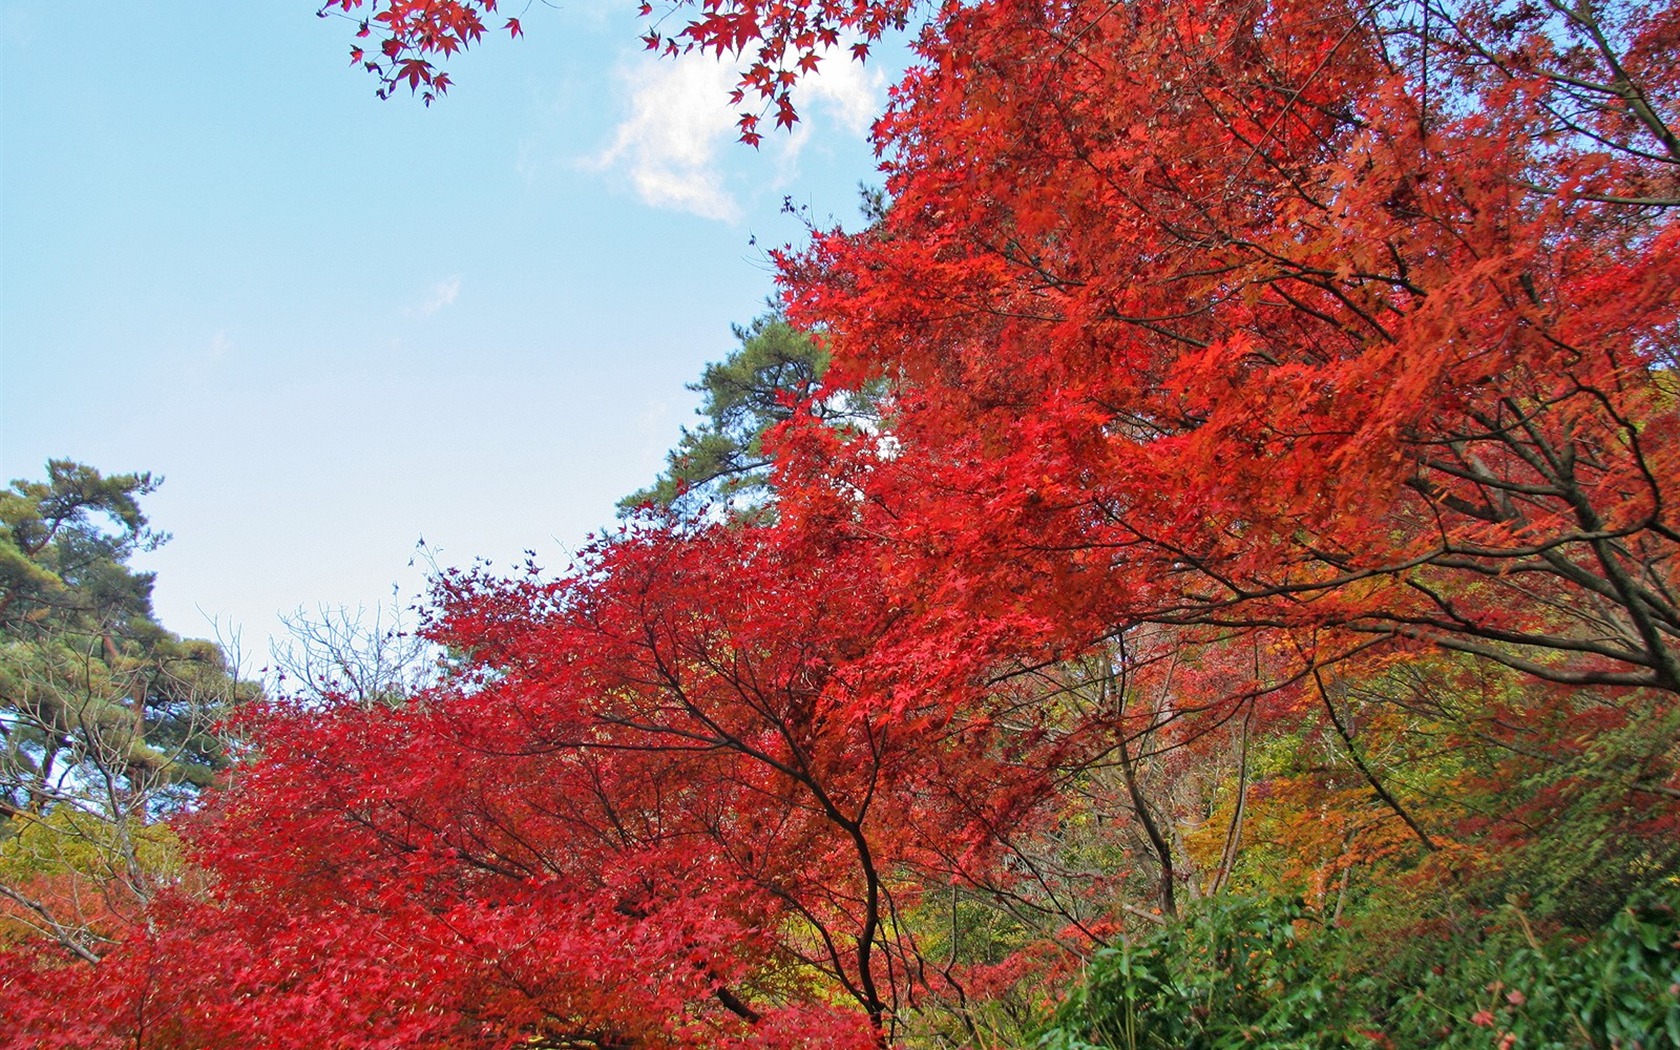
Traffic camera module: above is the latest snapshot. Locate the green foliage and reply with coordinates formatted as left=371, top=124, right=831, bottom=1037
left=0, top=807, right=183, bottom=885
left=0, top=461, right=256, bottom=960
left=618, top=314, right=838, bottom=520
left=1039, top=897, right=1369, bottom=1050
left=1039, top=890, right=1680, bottom=1050
left=0, top=462, right=255, bottom=817
left=0, top=460, right=163, bottom=636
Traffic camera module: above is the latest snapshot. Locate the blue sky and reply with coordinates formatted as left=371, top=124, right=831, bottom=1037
left=1, top=1, right=896, bottom=668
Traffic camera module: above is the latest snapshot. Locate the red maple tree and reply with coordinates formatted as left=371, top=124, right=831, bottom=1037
left=4, top=524, right=1074, bottom=1047
left=778, top=0, right=1680, bottom=695
left=6, top=0, right=1677, bottom=1044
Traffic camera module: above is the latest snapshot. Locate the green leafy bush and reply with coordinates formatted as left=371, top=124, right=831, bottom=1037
left=1039, top=891, right=1679, bottom=1050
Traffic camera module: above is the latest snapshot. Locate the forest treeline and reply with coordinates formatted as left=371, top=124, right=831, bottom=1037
left=4, top=0, right=1680, bottom=1045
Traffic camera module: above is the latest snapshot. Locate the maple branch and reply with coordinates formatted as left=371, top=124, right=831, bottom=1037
left=1208, top=701, right=1251, bottom=895
left=0, top=883, right=105, bottom=964
left=1107, top=659, right=1178, bottom=918
left=1547, top=0, right=1680, bottom=162
left=1311, top=666, right=1438, bottom=851
left=609, top=607, right=898, bottom=1031
left=713, top=983, right=761, bottom=1023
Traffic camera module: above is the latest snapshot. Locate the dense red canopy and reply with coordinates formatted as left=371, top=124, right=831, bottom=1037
left=5, top=0, right=1676, bottom=1045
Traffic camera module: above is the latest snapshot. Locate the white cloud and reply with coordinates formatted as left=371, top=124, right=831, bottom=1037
left=209, top=330, right=232, bottom=359
left=796, top=48, right=885, bottom=137
left=590, top=42, right=885, bottom=222
left=414, top=276, right=462, bottom=317
left=588, top=54, right=743, bottom=222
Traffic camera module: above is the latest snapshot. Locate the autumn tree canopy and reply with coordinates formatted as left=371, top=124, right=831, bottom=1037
left=5, top=0, right=1677, bottom=1046
left=779, top=0, right=1680, bottom=689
